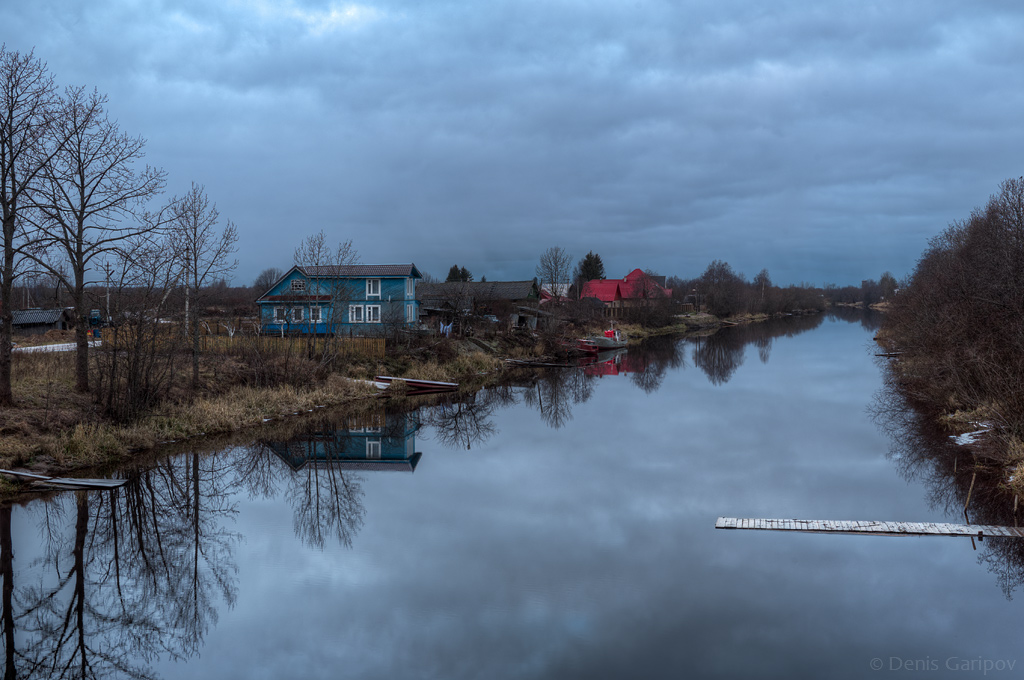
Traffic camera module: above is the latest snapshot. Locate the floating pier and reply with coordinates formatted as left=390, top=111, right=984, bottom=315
left=715, top=517, right=1024, bottom=539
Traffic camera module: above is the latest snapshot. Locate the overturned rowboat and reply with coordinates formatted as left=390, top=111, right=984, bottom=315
left=373, top=376, right=459, bottom=393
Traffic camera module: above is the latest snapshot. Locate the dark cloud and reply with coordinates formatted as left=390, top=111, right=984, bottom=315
left=5, top=0, right=1024, bottom=286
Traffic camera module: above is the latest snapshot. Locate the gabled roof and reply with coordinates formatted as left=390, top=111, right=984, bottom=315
left=12, top=308, right=69, bottom=326
left=300, top=264, right=421, bottom=278
left=256, top=264, right=421, bottom=302
left=580, top=280, right=623, bottom=303
left=417, top=280, right=539, bottom=302
left=581, top=270, right=672, bottom=302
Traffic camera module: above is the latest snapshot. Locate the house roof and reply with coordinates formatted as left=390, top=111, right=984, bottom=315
left=299, top=264, right=421, bottom=278
left=581, top=270, right=672, bottom=302
left=12, top=308, right=69, bottom=326
left=417, top=280, right=538, bottom=302
left=580, top=280, right=623, bottom=303
left=256, top=264, right=422, bottom=302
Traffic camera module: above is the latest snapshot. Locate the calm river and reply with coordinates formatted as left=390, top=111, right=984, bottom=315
left=5, top=310, right=1024, bottom=679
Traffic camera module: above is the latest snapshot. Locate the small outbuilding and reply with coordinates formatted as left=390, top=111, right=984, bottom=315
left=12, top=308, right=72, bottom=336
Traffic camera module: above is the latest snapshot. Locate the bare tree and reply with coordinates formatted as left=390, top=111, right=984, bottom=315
left=535, top=246, right=572, bottom=302
left=170, top=182, right=238, bottom=390
left=252, top=266, right=282, bottom=291
left=292, top=230, right=358, bottom=335
left=28, top=86, right=166, bottom=392
left=0, top=47, right=66, bottom=405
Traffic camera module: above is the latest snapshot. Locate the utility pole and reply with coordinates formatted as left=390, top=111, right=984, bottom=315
left=104, top=262, right=111, bottom=325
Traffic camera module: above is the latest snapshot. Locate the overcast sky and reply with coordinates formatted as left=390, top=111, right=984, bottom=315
left=5, top=0, right=1024, bottom=287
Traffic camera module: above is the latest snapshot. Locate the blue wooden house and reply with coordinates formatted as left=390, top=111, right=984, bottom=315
left=256, top=264, right=422, bottom=335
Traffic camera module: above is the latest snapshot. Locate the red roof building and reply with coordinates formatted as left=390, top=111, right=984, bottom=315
left=581, top=269, right=672, bottom=303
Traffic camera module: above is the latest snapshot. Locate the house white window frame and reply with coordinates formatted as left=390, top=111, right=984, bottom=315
left=290, top=278, right=306, bottom=292
left=406, top=303, right=416, bottom=323
left=349, top=305, right=364, bottom=323
left=366, top=305, right=381, bottom=323
left=366, top=278, right=381, bottom=298
left=274, top=307, right=287, bottom=322
left=405, top=278, right=414, bottom=298
left=366, top=440, right=382, bottom=459
left=309, top=306, right=322, bottom=323
left=291, top=307, right=304, bottom=323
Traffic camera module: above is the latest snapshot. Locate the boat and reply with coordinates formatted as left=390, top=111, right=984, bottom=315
left=0, top=469, right=128, bottom=490
left=373, top=375, right=459, bottom=393
left=585, top=328, right=628, bottom=349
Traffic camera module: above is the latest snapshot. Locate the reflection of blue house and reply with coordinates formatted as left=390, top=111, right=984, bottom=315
left=269, top=411, right=422, bottom=472
left=256, top=264, right=422, bottom=336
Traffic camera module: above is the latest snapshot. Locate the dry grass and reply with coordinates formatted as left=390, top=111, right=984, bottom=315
left=0, top=354, right=377, bottom=476
left=402, top=351, right=503, bottom=382
left=0, top=335, right=509, bottom=491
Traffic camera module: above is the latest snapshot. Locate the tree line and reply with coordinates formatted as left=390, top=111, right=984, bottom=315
left=0, top=46, right=238, bottom=406
left=884, top=177, right=1024, bottom=432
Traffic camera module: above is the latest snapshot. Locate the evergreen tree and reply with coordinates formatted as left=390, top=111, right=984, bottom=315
left=446, top=265, right=473, bottom=282
left=578, top=251, right=605, bottom=282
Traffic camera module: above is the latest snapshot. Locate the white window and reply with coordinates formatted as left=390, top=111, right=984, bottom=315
left=274, top=307, right=287, bottom=322
left=366, top=279, right=381, bottom=298
left=290, top=278, right=305, bottom=291
left=291, top=307, right=304, bottom=323
left=309, top=306, right=322, bottom=323
left=405, top=278, right=414, bottom=298
left=366, top=305, right=381, bottom=323
left=349, top=305, right=364, bottom=323
left=406, top=303, right=416, bottom=323
left=366, top=440, right=381, bottom=459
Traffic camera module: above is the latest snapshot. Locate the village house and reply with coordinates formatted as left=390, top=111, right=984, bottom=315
left=417, top=280, right=541, bottom=330
left=256, top=264, right=422, bottom=335
left=581, top=268, right=673, bottom=318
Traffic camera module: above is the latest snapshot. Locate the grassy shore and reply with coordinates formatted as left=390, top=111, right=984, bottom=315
left=0, top=338, right=508, bottom=499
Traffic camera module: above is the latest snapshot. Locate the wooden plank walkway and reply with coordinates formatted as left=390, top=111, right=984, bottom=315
left=715, top=517, right=1024, bottom=538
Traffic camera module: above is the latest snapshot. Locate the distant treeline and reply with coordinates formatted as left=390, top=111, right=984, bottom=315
left=665, top=260, right=895, bottom=318
left=883, top=177, right=1024, bottom=431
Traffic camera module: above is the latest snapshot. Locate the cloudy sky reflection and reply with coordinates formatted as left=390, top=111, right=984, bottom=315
left=107, top=316, right=1022, bottom=677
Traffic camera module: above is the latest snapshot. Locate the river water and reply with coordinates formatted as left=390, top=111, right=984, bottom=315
left=5, top=310, right=1024, bottom=679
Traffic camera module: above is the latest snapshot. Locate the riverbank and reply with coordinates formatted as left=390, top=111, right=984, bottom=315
left=0, top=311, right=795, bottom=500
left=0, top=339, right=511, bottom=499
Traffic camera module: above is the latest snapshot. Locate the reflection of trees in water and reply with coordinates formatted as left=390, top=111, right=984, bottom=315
left=872, top=372, right=1024, bottom=599
left=421, top=392, right=499, bottom=450
left=6, top=451, right=240, bottom=678
left=521, top=366, right=595, bottom=429
left=625, top=336, right=684, bottom=393
left=239, top=410, right=420, bottom=550
left=690, top=314, right=825, bottom=385
left=287, top=462, right=365, bottom=550
left=825, top=306, right=884, bottom=331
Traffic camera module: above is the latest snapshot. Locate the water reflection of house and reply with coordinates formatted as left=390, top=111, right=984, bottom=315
left=582, top=350, right=647, bottom=377
left=268, top=411, right=422, bottom=472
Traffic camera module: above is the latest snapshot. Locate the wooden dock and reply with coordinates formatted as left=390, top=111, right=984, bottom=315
left=715, top=517, right=1024, bottom=539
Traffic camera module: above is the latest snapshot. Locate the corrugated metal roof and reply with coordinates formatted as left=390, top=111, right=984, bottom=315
left=417, top=281, right=538, bottom=301
left=12, top=309, right=68, bottom=325
left=299, top=264, right=420, bottom=278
